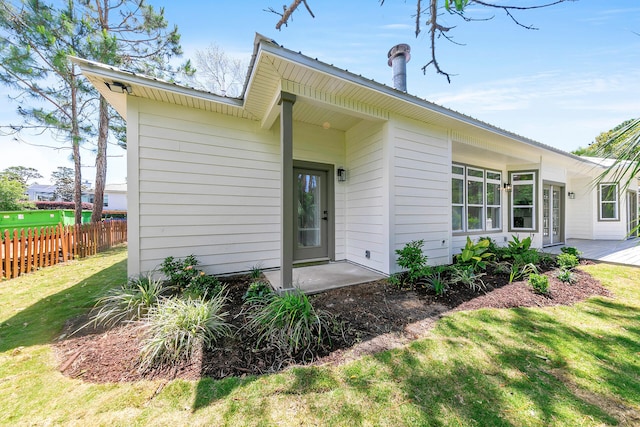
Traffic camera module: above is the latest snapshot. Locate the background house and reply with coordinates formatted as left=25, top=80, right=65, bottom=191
left=72, top=35, right=638, bottom=286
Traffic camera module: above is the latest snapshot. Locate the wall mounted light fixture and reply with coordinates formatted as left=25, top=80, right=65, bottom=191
left=105, top=81, right=132, bottom=95
left=568, top=191, right=576, bottom=199
left=503, top=182, right=512, bottom=192
left=337, top=167, right=347, bottom=182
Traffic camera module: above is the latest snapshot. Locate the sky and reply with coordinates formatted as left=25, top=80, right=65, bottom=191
left=1, top=0, right=639, bottom=185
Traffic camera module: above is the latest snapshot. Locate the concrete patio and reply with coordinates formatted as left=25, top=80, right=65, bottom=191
left=545, top=238, right=640, bottom=267
left=264, top=261, right=386, bottom=294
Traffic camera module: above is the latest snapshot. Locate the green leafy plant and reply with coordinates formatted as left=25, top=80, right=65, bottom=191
left=507, top=235, right=532, bottom=253
left=449, top=265, right=486, bottom=292
left=244, top=289, right=338, bottom=357
left=557, top=252, right=579, bottom=270
left=243, top=281, right=274, bottom=302
left=424, top=270, right=449, bottom=296
left=139, top=292, right=232, bottom=371
left=89, top=274, right=170, bottom=328
left=387, top=273, right=402, bottom=288
left=529, top=273, right=550, bottom=295
left=560, top=246, right=581, bottom=258
left=160, top=255, right=200, bottom=291
left=508, top=262, right=539, bottom=284
left=456, top=237, right=494, bottom=271
left=185, top=272, right=223, bottom=299
left=395, top=240, right=430, bottom=285
left=491, top=261, right=512, bottom=275
left=556, top=269, right=577, bottom=284
left=249, top=264, right=264, bottom=280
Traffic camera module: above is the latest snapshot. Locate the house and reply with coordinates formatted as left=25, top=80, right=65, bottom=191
left=27, top=182, right=96, bottom=204
left=71, top=34, right=639, bottom=290
left=104, top=183, right=127, bottom=211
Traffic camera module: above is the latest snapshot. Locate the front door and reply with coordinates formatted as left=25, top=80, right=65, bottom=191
left=627, top=191, right=638, bottom=238
left=293, top=164, right=331, bottom=261
left=543, top=184, right=564, bottom=246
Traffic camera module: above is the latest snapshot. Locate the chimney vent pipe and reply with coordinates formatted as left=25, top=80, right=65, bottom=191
left=387, top=44, right=411, bottom=92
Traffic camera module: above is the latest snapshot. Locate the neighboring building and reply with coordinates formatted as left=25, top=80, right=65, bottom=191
left=72, top=34, right=639, bottom=289
left=26, top=184, right=57, bottom=201
left=104, top=183, right=127, bottom=211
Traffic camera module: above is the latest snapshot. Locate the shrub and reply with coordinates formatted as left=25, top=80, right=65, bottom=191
left=456, top=237, right=494, bottom=271
left=556, top=252, right=579, bottom=270
left=449, top=265, right=486, bottom=292
left=244, top=289, right=338, bottom=357
left=139, top=292, right=232, bottom=371
left=560, top=246, right=581, bottom=258
left=387, top=273, right=402, bottom=288
left=160, top=255, right=199, bottom=291
left=395, top=240, right=430, bottom=285
left=89, top=274, right=169, bottom=328
left=185, top=272, right=223, bottom=299
left=556, top=269, right=577, bottom=284
left=243, top=281, right=275, bottom=302
left=529, top=273, right=549, bottom=295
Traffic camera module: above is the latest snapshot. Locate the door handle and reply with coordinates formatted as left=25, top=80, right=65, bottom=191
left=322, top=210, right=328, bottom=221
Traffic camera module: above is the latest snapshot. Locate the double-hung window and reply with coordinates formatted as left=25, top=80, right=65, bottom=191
left=510, top=171, right=536, bottom=230
left=599, top=183, right=619, bottom=221
left=452, top=164, right=501, bottom=233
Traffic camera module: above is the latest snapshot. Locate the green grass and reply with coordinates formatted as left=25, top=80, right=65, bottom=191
left=1, top=251, right=639, bottom=426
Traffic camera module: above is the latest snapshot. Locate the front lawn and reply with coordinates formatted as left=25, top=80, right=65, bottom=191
left=1, top=246, right=638, bottom=426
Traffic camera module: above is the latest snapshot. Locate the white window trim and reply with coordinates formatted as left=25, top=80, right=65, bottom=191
left=598, top=183, right=619, bottom=221
left=510, top=171, right=537, bottom=231
left=452, top=164, right=502, bottom=233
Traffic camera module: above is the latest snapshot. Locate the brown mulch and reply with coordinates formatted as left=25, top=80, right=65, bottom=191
left=53, top=262, right=611, bottom=383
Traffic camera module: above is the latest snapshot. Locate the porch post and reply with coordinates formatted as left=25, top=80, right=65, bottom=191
left=279, top=92, right=296, bottom=290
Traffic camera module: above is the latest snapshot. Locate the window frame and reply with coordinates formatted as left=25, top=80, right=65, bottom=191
left=509, top=170, right=537, bottom=232
left=451, top=163, right=502, bottom=234
left=598, top=183, right=619, bottom=221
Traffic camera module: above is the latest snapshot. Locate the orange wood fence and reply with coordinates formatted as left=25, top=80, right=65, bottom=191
left=1, top=220, right=127, bottom=280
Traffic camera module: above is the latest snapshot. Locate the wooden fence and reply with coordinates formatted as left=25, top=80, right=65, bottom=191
left=1, top=220, right=127, bottom=280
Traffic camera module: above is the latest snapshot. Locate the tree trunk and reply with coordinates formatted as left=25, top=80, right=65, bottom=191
left=92, top=96, right=109, bottom=223
left=70, top=70, right=83, bottom=226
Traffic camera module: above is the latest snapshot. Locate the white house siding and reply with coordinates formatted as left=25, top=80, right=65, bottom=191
left=345, top=120, right=387, bottom=273
left=133, top=98, right=281, bottom=275
left=566, top=176, right=594, bottom=239
left=291, top=121, right=347, bottom=261
left=104, top=191, right=127, bottom=211
left=390, top=116, right=450, bottom=272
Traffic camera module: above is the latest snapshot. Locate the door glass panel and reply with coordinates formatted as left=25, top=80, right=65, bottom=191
left=543, top=188, right=550, bottom=237
left=552, top=189, right=560, bottom=236
left=297, top=173, right=321, bottom=248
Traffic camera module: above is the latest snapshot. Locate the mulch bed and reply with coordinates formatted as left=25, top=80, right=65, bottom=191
left=53, top=262, right=611, bottom=383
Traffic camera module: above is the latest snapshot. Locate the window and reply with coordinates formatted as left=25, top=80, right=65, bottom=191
left=452, top=164, right=501, bottom=233
left=510, top=171, right=536, bottom=230
left=103, top=194, right=109, bottom=208
left=599, top=183, right=618, bottom=221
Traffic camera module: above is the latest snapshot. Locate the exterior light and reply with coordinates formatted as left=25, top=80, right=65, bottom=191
left=568, top=191, right=576, bottom=199
left=337, top=167, right=347, bottom=182
left=105, top=81, right=132, bottom=94
left=503, top=182, right=512, bottom=192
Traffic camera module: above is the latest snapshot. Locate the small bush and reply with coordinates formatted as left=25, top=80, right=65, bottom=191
left=243, top=281, right=274, bottom=302
left=395, top=240, right=430, bottom=285
left=185, top=272, right=223, bottom=299
left=89, top=274, right=169, bottom=328
left=244, top=289, right=338, bottom=357
left=160, top=255, right=199, bottom=291
left=450, top=265, right=486, bottom=292
left=560, top=246, right=581, bottom=258
left=556, top=269, right=577, bottom=284
left=139, top=292, right=232, bottom=370
left=556, top=252, right=579, bottom=270
left=529, top=273, right=550, bottom=295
